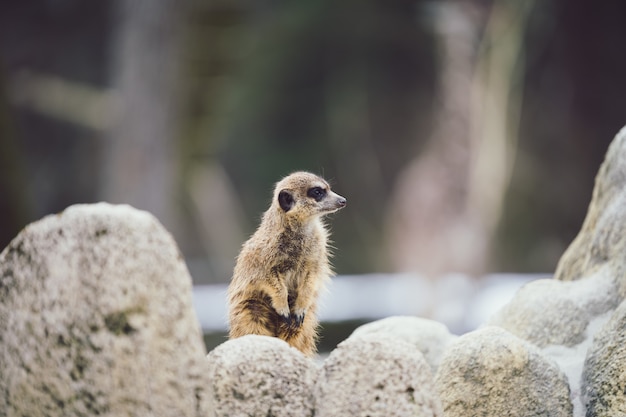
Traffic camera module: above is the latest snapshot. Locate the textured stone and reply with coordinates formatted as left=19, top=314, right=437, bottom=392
left=487, top=268, right=620, bottom=347
left=435, top=326, right=572, bottom=417
left=0, top=203, right=210, bottom=417
left=206, top=335, right=317, bottom=417
left=315, top=334, right=442, bottom=417
left=555, top=125, right=626, bottom=293
left=349, top=316, right=456, bottom=373
left=582, top=300, right=626, bottom=417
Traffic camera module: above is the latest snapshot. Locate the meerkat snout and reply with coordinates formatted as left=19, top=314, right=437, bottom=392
left=227, top=171, right=345, bottom=356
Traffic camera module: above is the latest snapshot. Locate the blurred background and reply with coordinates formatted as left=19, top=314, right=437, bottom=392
left=1, top=0, right=625, bottom=336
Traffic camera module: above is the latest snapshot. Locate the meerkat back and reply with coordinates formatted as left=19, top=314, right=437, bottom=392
left=227, top=172, right=346, bottom=356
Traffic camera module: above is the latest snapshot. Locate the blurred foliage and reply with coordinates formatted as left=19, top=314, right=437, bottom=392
left=200, top=0, right=436, bottom=273
left=0, top=0, right=625, bottom=281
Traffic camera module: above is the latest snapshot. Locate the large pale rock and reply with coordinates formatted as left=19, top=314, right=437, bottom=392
left=349, top=316, right=456, bottom=373
left=487, top=268, right=620, bottom=347
left=206, top=335, right=317, bottom=417
left=435, top=326, right=572, bottom=417
left=0, top=203, right=210, bottom=416
left=315, top=334, right=442, bottom=417
left=555, top=125, right=626, bottom=294
left=582, top=300, right=626, bottom=417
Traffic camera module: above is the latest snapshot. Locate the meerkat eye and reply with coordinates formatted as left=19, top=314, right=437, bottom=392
left=307, top=186, right=326, bottom=202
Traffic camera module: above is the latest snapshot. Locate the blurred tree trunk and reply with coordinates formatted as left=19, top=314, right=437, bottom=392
left=386, top=0, right=533, bottom=277
left=101, top=0, right=185, bottom=234
left=0, top=68, right=32, bottom=249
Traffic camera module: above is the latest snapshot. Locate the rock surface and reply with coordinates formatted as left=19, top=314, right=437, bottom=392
left=315, top=334, right=443, bottom=417
left=4, top=127, right=626, bottom=417
left=349, top=315, right=456, bottom=373
left=435, top=326, right=573, bottom=417
left=582, top=300, right=626, bottom=417
left=0, top=203, right=210, bottom=416
left=487, top=268, right=620, bottom=347
left=206, top=335, right=317, bottom=417
left=203, top=126, right=626, bottom=417
left=555, top=125, right=626, bottom=290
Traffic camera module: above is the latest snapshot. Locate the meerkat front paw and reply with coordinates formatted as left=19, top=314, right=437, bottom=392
left=292, top=309, right=306, bottom=327
left=271, top=290, right=290, bottom=319
left=278, top=309, right=306, bottom=329
left=275, top=306, right=290, bottom=322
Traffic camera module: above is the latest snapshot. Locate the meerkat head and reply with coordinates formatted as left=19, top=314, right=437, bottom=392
left=273, top=172, right=346, bottom=221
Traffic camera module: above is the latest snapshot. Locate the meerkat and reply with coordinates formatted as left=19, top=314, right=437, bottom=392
left=227, top=171, right=346, bottom=356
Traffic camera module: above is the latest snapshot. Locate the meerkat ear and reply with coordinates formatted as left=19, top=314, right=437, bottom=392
left=278, top=190, right=295, bottom=212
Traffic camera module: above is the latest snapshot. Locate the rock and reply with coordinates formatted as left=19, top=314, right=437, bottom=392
left=487, top=268, right=620, bottom=347
left=0, top=203, right=210, bottom=417
left=555, top=125, right=626, bottom=292
left=582, top=300, right=626, bottom=417
left=315, top=334, right=442, bottom=417
left=349, top=316, right=457, bottom=373
left=435, top=326, right=572, bottom=417
left=205, top=335, right=317, bottom=417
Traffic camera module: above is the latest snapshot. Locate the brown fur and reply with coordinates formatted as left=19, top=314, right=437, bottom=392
left=227, top=172, right=346, bottom=356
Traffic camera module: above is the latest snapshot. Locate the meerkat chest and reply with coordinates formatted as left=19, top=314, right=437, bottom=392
left=274, top=226, right=326, bottom=283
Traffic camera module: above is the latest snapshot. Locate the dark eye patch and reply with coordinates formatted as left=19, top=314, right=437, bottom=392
left=307, top=186, right=326, bottom=202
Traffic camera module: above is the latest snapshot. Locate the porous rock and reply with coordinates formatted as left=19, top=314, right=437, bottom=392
left=205, top=335, right=317, bottom=417
left=0, top=203, right=210, bottom=417
left=435, top=326, right=572, bottom=417
left=582, top=299, right=626, bottom=417
left=487, top=268, right=620, bottom=347
left=555, top=125, right=626, bottom=295
left=315, top=334, right=442, bottom=417
left=349, top=315, right=456, bottom=373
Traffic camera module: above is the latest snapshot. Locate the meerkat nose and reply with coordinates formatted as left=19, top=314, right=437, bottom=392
left=337, top=197, right=347, bottom=207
